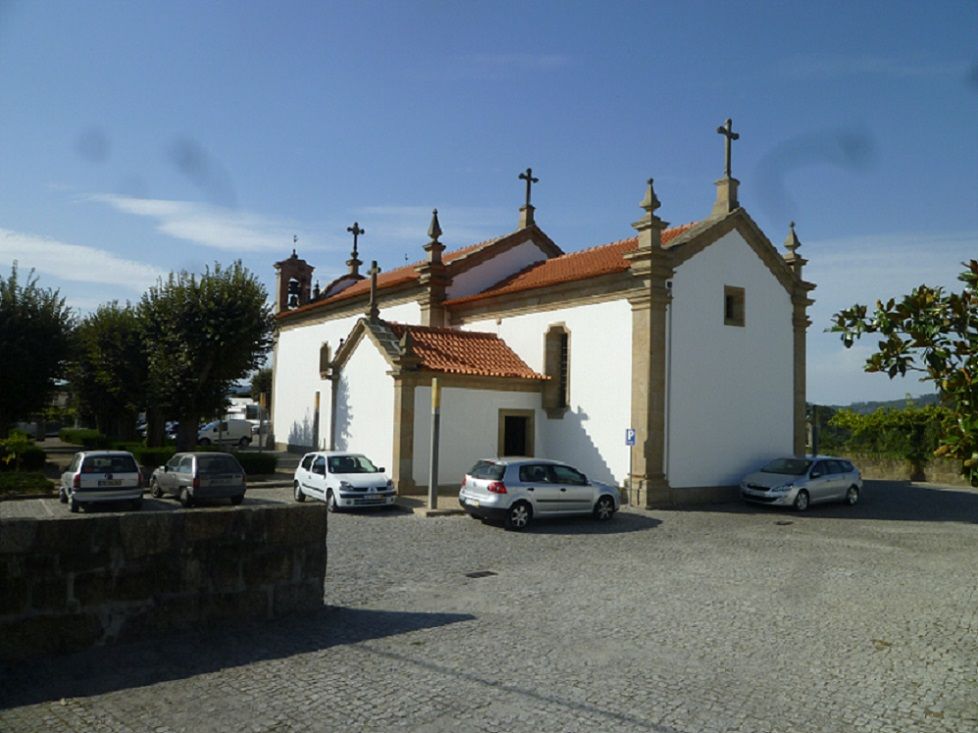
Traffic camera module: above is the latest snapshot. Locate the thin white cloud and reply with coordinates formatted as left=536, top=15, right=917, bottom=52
left=781, top=53, right=966, bottom=80
left=86, top=194, right=302, bottom=252
left=0, top=228, right=163, bottom=293
left=354, top=205, right=511, bottom=248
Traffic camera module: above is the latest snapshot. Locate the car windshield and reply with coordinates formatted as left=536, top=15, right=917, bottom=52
left=200, top=421, right=217, bottom=431
left=760, top=458, right=812, bottom=476
left=327, top=454, right=378, bottom=473
left=197, top=455, right=243, bottom=475
left=468, top=460, right=505, bottom=480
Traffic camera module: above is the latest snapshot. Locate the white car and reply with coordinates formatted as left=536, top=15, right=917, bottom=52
left=59, top=450, right=143, bottom=513
left=292, top=451, right=396, bottom=511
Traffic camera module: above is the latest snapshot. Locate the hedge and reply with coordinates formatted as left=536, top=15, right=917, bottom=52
left=59, top=428, right=110, bottom=449
left=234, top=452, right=278, bottom=476
left=134, top=446, right=178, bottom=468
left=0, top=471, right=53, bottom=495
left=0, top=440, right=46, bottom=472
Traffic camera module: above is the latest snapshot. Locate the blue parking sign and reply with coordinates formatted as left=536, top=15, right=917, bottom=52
left=625, top=428, right=636, bottom=446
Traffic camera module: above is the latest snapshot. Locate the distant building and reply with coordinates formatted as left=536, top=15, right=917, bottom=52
left=270, top=134, right=814, bottom=507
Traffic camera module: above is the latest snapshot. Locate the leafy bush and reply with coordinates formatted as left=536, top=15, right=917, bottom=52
left=828, top=405, right=949, bottom=470
left=0, top=471, right=53, bottom=495
left=233, top=451, right=278, bottom=476
left=0, top=433, right=46, bottom=472
left=59, top=428, right=110, bottom=449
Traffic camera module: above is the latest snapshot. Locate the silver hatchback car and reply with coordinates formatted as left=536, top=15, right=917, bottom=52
left=740, top=455, right=862, bottom=511
left=458, top=457, right=621, bottom=530
left=149, top=452, right=247, bottom=507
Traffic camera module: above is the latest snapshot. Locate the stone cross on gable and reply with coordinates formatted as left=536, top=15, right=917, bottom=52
left=347, top=222, right=365, bottom=257
left=716, top=118, right=740, bottom=178
left=367, top=260, right=381, bottom=322
left=518, top=167, right=539, bottom=208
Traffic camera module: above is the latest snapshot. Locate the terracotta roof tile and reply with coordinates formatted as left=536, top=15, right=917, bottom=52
left=445, top=222, right=697, bottom=306
left=388, top=323, right=547, bottom=380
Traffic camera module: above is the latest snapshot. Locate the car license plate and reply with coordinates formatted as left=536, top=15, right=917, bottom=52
left=210, top=478, right=234, bottom=486
left=98, top=479, right=122, bottom=487
left=467, top=498, right=479, bottom=507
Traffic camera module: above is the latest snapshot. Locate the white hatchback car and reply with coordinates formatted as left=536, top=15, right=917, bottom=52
left=458, top=457, right=621, bottom=530
left=292, top=451, right=395, bottom=511
left=59, top=450, right=143, bottom=513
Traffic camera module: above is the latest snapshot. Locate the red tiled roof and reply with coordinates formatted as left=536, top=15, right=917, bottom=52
left=279, top=234, right=508, bottom=319
left=388, top=323, right=547, bottom=380
left=445, top=223, right=697, bottom=306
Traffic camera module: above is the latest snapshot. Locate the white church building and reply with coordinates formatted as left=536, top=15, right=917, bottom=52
left=270, top=136, right=814, bottom=508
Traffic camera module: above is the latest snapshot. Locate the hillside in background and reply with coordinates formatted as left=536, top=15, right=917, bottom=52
left=822, top=393, right=939, bottom=414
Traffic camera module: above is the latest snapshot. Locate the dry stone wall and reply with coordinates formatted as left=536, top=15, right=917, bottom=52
left=0, top=503, right=327, bottom=660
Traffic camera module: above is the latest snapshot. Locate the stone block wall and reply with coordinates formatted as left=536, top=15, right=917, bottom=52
left=0, top=503, right=327, bottom=661
left=850, top=453, right=971, bottom=487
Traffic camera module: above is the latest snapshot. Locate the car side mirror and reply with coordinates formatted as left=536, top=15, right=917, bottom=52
left=377, top=466, right=385, bottom=473
left=163, top=465, right=169, bottom=473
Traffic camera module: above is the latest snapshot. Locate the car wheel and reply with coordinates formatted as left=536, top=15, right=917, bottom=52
left=325, top=489, right=337, bottom=512
left=238, top=436, right=251, bottom=448
left=150, top=478, right=163, bottom=499
left=793, top=490, right=810, bottom=512
left=504, top=501, right=532, bottom=531
left=59, top=487, right=68, bottom=504
left=593, top=495, right=615, bottom=521
left=230, top=494, right=244, bottom=506
left=179, top=488, right=194, bottom=508
left=845, top=485, right=860, bottom=506
left=69, top=496, right=79, bottom=513
left=293, top=481, right=305, bottom=502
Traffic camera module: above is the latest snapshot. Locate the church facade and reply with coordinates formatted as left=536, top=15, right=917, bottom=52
left=270, top=150, right=815, bottom=508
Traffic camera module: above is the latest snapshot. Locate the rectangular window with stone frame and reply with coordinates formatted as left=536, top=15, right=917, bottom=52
left=724, top=286, right=745, bottom=327
left=543, top=325, right=570, bottom=417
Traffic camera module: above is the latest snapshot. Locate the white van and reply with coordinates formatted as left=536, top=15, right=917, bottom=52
left=197, top=418, right=254, bottom=447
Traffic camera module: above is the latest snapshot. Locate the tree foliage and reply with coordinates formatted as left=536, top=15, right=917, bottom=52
left=70, top=302, right=147, bottom=438
left=138, top=261, right=275, bottom=449
left=251, top=367, right=272, bottom=410
left=827, top=405, right=948, bottom=468
left=0, top=265, right=75, bottom=434
left=831, top=260, right=978, bottom=485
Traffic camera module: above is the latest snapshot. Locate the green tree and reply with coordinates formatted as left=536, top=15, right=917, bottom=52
left=251, top=367, right=272, bottom=411
left=831, top=259, right=978, bottom=485
left=139, top=262, right=275, bottom=449
left=70, top=302, right=147, bottom=439
left=0, top=265, right=75, bottom=435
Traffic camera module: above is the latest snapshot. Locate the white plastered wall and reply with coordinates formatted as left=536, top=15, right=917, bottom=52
left=465, top=299, right=632, bottom=486
left=334, top=336, right=395, bottom=469
left=667, top=230, right=794, bottom=488
left=447, top=239, right=549, bottom=299
left=412, top=387, right=540, bottom=487
left=272, top=301, right=418, bottom=450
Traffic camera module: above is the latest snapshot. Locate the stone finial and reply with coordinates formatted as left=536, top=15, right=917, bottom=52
left=428, top=208, right=442, bottom=243
left=710, top=118, right=741, bottom=218
left=312, top=280, right=321, bottom=299
left=784, top=221, right=801, bottom=254
left=639, top=178, right=661, bottom=214
left=399, top=329, right=415, bottom=355
left=367, top=260, right=381, bottom=322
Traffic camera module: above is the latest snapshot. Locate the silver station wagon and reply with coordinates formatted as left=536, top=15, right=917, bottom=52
left=150, top=452, right=247, bottom=507
left=458, top=457, right=621, bottom=531
left=740, top=455, right=862, bottom=511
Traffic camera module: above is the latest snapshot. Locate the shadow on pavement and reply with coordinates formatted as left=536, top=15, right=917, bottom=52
left=677, top=480, right=978, bottom=523
left=0, top=606, right=475, bottom=709
left=486, top=510, right=662, bottom=535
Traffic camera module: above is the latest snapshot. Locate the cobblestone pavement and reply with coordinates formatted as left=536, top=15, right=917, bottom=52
left=2, top=480, right=977, bottom=732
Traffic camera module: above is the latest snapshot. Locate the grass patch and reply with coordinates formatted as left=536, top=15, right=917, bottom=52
left=0, top=472, right=54, bottom=496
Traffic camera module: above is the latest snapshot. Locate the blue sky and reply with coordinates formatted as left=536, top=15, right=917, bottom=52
left=0, top=1, right=975, bottom=405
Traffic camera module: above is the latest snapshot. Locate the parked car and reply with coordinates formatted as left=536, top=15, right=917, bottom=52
left=197, top=418, right=253, bottom=447
left=458, top=457, right=620, bottom=531
left=292, top=451, right=395, bottom=511
left=740, top=455, right=862, bottom=511
left=149, top=451, right=247, bottom=507
left=59, top=450, right=143, bottom=513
